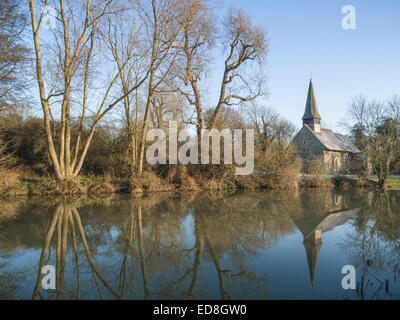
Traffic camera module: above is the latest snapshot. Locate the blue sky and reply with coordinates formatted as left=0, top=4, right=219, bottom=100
left=214, top=0, right=400, bottom=131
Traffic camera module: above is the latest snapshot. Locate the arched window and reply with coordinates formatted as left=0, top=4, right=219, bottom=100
left=334, top=157, right=339, bottom=174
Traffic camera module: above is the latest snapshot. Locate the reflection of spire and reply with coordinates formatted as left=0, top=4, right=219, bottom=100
left=303, top=229, right=322, bottom=286
left=293, top=208, right=359, bottom=286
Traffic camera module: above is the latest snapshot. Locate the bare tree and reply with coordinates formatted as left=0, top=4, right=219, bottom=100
left=150, top=91, right=184, bottom=129
left=247, top=103, right=296, bottom=149
left=106, top=1, right=186, bottom=175
left=133, top=0, right=187, bottom=174
left=0, top=0, right=30, bottom=109
left=346, top=95, right=400, bottom=186
left=105, top=0, right=147, bottom=175
left=27, top=0, right=146, bottom=180
left=176, top=4, right=267, bottom=136
left=208, top=8, right=267, bottom=128
left=0, top=130, right=13, bottom=166
left=173, top=0, right=215, bottom=134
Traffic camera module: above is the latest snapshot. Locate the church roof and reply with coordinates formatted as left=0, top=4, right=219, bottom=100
left=300, top=124, right=361, bottom=153
left=302, top=80, right=321, bottom=121
left=316, top=129, right=361, bottom=153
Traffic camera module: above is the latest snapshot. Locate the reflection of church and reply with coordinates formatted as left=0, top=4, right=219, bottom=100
left=290, top=192, right=359, bottom=285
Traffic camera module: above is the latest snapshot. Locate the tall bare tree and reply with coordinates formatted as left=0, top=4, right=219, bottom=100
left=346, top=95, right=400, bottom=187
left=105, top=0, right=146, bottom=175
left=176, top=4, right=267, bottom=135
left=0, top=0, right=30, bottom=109
left=134, top=0, right=187, bottom=174
left=27, top=0, right=146, bottom=180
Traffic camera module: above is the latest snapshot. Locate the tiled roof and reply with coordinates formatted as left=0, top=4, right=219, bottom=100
left=315, top=129, right=361, bottom=153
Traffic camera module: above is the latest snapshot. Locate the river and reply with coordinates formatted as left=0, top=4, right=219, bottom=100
left=1, top=189, right=400, bottom=300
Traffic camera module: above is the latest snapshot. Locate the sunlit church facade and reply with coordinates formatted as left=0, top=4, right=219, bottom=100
left=293, top=81, right=363, bottom=174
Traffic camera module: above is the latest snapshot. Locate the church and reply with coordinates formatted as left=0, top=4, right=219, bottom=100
left=292, top=80, right=362, bottom=174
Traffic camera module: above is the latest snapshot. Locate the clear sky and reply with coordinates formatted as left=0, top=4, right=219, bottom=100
left=215, top=0, right=400, bottom=132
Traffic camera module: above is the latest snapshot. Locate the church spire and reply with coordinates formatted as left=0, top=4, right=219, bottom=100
left=302, top=80, right=321, bottom=133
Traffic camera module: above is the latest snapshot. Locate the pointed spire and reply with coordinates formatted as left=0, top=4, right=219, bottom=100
left=302, top=80, right=321, bottom=121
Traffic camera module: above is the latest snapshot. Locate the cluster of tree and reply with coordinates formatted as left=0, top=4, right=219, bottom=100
left=0, top=105, right=298, bottom=180
left=0, top=0, right=301, bottom=186
left=345, top=95, right=400, bottom=186
left=21, top=0, right=268, bottom=181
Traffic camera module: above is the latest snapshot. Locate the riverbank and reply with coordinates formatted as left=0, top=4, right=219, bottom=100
left=1, top=171, right=394, bottom=199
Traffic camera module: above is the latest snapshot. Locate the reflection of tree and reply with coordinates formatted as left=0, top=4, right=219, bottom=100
left=136, top=199, right=150, bottom=299
left=32, top=203, right=119, bottom=300
left=339, top=190, right=400, bottom=299
left=2, top=188, right=392, bottom=300
left=27, top=191, right=327, bottom=299
left=0, top=200, right=21, bottom=251
left=186, top=212, right=203, bottom=299
left=29, top=194, right=188, bottom=300
left=201, top=214, right=262, bottom=300
left=178, top=193, right=276, bottom=300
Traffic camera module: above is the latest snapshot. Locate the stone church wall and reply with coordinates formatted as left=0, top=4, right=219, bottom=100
left=293, top=127, right=354, bottom=174
left=293, top=127, right=326, bottom=171
left=324, top=151, right=348, bottom=174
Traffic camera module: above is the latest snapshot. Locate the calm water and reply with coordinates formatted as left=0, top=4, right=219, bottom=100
left=1, top=189, right=400, bottom=300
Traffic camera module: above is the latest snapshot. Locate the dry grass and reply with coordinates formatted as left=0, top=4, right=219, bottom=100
left=130, top=171, right=173, bottom=193
left=188, top=164, right=237, bottom=190
left=77, top=175, right=118, bottom=195
left=0, top=167, right=19, bottom=197
left=235, top=174, right=266, bottom=190
left=29, top=179, right=87, bottom=196
left=88, top=182, right=118, bottom=195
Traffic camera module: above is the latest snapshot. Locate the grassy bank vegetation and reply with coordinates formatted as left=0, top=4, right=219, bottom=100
left=0, top=105, right=307, bottom=197
left=1, top=108, right=394, bottom=198
left=0, top=108, right=394, bottom=198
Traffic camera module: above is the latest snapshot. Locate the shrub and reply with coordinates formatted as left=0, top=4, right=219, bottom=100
left=235, top=174, right=266, bottom=190
left=257, top=143, right=301, bottom=189
left=29, top=179, right=87, bottom=196
left=188, top=165, right=236, bottom=190
left=303, top=156, right=332, bottom=188
left=0, top=133, right=19, bottom=197
left=0, top=167, right=19, bottom=197
left=348, top=156, right=370, bottom=179
left=76, top=175, right=117, bottom=195
left=167, top=165, right=199, bottom=191
left=332, top=176, right=379, bottom=189
left=130, top=171, right=172, bottom=193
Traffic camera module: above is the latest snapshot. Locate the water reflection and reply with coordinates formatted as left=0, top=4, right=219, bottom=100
left=1, top=189, right=400, bottom=299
